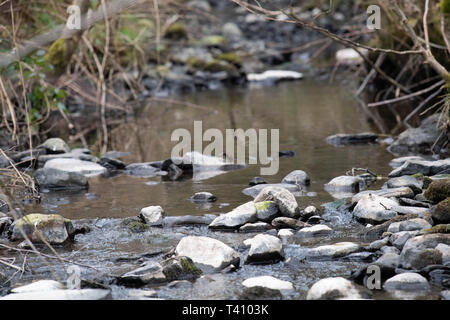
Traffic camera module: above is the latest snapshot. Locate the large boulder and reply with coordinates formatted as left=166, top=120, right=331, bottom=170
left=44, top=158, right=106, bottom=177
left=432, top=198, right=450, bottom=223
left=139, top=206, right=164, bottom=227
left=387, top=114, right=445, bottom=155
left=400, top=234, right=450, bottom=269
left=208, top=201, right=257, bottom=229
left=10, top=214, right=75, bottom=244
left=424, top=180, right=450, bottom=203
left=353, top=194, right=399, bottom=224
left=245, top=234, right=284, bottom=264
left=306, top=277, right=369, bottom=300
left=254, top=186, right=299, bottom=218
left=281, top=170, right=310, bottom=186
left=34, top=168, right=88, bottom=190
left=175, top=236, right=240, bottom=272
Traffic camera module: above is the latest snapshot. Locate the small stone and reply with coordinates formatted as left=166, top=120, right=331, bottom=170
left=245, top=234, right=284, bottom=264
left=39, top=138, right=70, bottom=154
left=306, top=277, right=369, bottom=300
left=239, top=222, right=272, bottom=233
left=242, top=276, right=294, bottom=292
left=254, top=186, right=299, bottom=218
left=432, top=198, right=450, bottom=223
left=209, top=201, right=257, bottom=230
left=254, top=201, right=279, bottom=222
left=139, top=206, right=164, bottom=227
left=281, top=170, right=310, bottom=186
left=296, top=224, right=332, bottom=238
left=271, top=217, right=308, bottom=230
left=249, top=177, right=267, bottom=186
left=190, top=192, right=217, bottom=203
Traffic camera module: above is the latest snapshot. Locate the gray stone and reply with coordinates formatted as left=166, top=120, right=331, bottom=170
left=351, top=187, right=414, bottom=204
left=139, top=206, right=164, bottom=227
left=374, top=253, right=400, bottom=273
left=389, top=231, right=421, bottom=250
left=44, top=158, right=106, bottom=177
left=34, top=168, right=88, bottom=190
left=175, top=236, right=240, bottom=272
left=296, top=224, right=332, bottom=238
left=254, top=186, right=299, bottom=218
left=243, top=183, right=304, bottom=198
left=307, top=242, right=361, bottom=259
left=38, top=138, right=70, bottom=154
left=400, top=234, right=450, bottom=269
left=190, top=192, right=217, bottom=203
left=254, top=201, right=279, bottom=222
left=126, top=162, right=162, bottom=177
left=277, top=229, right=295, bottom=241
left=353, top=194, right=398, bottom=224
left=10, top=214, right=74, bottom=244
left=388, top=159, right=450, bottom=178
left=389, top=156, right=425, bottom=168
left=306, top=277, right=369, bottom=300
left=368, top=237, right=389, bottom=251
left=380, top=245, right=401, bottom=255
left=239, top=222, right=272, bottom=233
left=271, top=217, right=308, bottom=230
left=325, top=133, right=378, bottom=145
left=383, top=273, right=430, bottom=291
left=387, top=218, right=431, bottom=233
left=222, top=22, right=242, bottom=39
left=436, top=243, right=450, bottom=264
left=118, top=262, right=166, bottom=286
left=209, top=201, right=257, bottom=229
left=324, top=176, right=365, bottom=193
left=164, top=214, right=216, bottom=227
left=441, top=290, right=450, bottom=300
left=245, top=234, right=284, bottom=264
left=301, top=205, right=319, bottom=220
left=386, top=176, right=422, bottom=194
left=281, top=170, right=310, bottom=186
left=387, top=114, right=445, bottom=155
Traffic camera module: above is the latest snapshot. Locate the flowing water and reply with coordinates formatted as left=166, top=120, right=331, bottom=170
left=12, top=79, right=442, bottom=300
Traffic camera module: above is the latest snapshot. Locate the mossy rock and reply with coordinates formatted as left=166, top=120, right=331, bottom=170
left=164, top=23, right=188, bottom=40
left=11, top=213, right=74, bottom=244
left=255, top=201, right=272, bottom=211
left=161, top=256, right=202, bottom=281
left=200, top=35, right=227, bottom=47
left=424, top=179, right=450, bottom=203
left=44, top=38, right=66, bottom=70
left=424, top=224, right=450, bottom=235
left=186, top=57, right=207, bottom=70
left=204, top=60, right=236, bottom=73
left=217, top=52, right=242, bottom=65
left=432, top=198, right=450, bottom=223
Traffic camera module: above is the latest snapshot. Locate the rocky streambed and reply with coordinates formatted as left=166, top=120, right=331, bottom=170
left=1, top=97, right=450, bottom=300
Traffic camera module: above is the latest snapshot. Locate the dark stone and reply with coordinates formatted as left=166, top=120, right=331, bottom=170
left=249, top=176, right=267, bottom=187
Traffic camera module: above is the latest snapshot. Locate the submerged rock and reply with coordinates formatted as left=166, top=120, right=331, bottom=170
left=175, top=236, right=240, bottom=272
left=306, top=277, right=369, bottom=300
left=125, top=162, right=163, bottom=178
left=34, top=168, right=88, bottom=190
left=325, top=133, right=378, bottom=145
left=44, top=158, right=106, bottom=177
left=139, top=206, right=165, bottom=227
left=190, top=192, right=217, bottom=203
left=10, top=214, right=74, bottom=244
left=245, top=234, right=284, bottom=264
left=254, top=186, right=299, bottom=218
left=208, top=201, right=257, bottom=230
left=383, top=273, right=430, bottom=291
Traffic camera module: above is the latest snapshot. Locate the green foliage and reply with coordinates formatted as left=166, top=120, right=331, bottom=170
left=441, top=0, right=450, bottom=14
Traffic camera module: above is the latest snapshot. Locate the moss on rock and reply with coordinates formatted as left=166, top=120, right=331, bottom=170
left=217, top=52, right=242, bottom=65
left=200, top=35, right=227, bottom=47
left=44, top=38, right=66, bottom=69
left=432, top=197, right=450, bottom=223
left=164, top=23, right=188, bottom=40
left=423, top=224, right=450, bottom=234
left=424, top=179, right=450, bottom=203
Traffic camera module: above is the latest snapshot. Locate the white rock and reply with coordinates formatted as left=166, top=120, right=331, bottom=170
left=436, top=243, right=450, bottom=264
left=296, top=224, right=332, bottom=238
left=308, top=242, right=361, bottom=259
left=247, top=70, right=303, bottom=82
left=44, top=158, right=106, bottom=177
left=11, top=280, right=64, bottom=293
left=383, top=273, right=430, bottom=291
left=245, top=234, right=284, bottom=264
left=140, top=206, right=164, bottom=226
left=1, top=289, right=110, bottom=300
left=242, top=276, right=294, bottom=292
left=209, top=201, right=257, bottom=229
left=175, top=236, right=240, bottom=272
left=335, top=48, right=366, bottom=65
left=306, top=277, right=367, bottom=300
left=353, top=194, right=398, bottom=223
